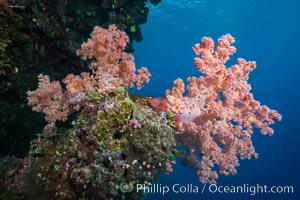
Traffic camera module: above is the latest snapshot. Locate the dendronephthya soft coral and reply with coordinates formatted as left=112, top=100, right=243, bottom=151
left=165, top=34, right=281, bottom=183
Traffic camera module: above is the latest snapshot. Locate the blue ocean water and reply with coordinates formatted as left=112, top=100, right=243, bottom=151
left=131, top=0, right=300, bottom=199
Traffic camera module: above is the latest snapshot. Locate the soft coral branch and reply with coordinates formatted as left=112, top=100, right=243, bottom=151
left=76, top=25, right=151, bottom=92
left=27, top=74, right=68, bottom=123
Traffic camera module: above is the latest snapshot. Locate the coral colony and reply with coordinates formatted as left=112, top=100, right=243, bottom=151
left=27, top=25, right=151, bottom=135
left=8, top=25, right=280, bottom=199
left=164, top=34, right=282, bottom=184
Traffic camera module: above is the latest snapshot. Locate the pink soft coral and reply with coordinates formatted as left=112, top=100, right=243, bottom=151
left=166, top=34, right=281, bottom=184
left=27, top=25, right=151, bottom=133
left=76, top=25, right=151, bottom=92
